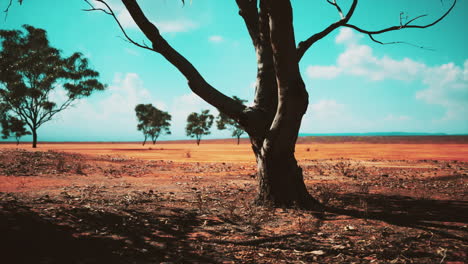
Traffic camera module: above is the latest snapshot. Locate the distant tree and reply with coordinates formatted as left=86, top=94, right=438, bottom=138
left=216, top=96, right=247, bottom=145
left=0, top=25, right=105, bottom=148
left=135, top=104, right=171, bottom=146
left=186, top=109, right=214, bottom=145
left=1, top=116, right=31, bottom=145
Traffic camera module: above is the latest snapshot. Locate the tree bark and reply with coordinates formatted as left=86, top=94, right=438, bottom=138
left=125, top=0, right=320, bottom=209
left=237, top=136, right=240, bottom=145
left=252, top=0, right=320, bottom=209
left=32, top=129, right=37, bottom=148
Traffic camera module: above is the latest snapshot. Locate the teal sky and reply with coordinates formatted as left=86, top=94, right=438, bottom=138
left=1, top=0, right=467, bottom=142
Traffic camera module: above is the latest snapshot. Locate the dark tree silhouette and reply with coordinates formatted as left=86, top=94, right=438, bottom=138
left=1, top=116, right=30, bottom=145
left=7, top=0, right=457, bottom=207
left=0, top=25, right=105, bottom=148
left=135, top=104, right=171, bottom=146
left=186, top=110, right=214, bottom=146
left=216, top=96, right=247, bottom=145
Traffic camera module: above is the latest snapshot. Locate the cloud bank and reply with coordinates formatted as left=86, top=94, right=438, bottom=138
left=306, top=28, right=468, bottom=122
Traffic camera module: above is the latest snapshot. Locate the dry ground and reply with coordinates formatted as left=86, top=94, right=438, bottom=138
left=0, top=138, right=467, bottom=263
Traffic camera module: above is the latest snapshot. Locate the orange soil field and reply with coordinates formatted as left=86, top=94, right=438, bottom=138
left=1, top=141, right=467, bottom=162
left=1, top=138, right=467, bottom=263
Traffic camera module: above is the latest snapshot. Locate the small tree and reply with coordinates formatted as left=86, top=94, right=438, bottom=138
left=186, top=109, right=214, bottom=145
left=216, top=96, right=247, bottom=145
left=0, top=25, right=105, bottom=148
left=1, top=116, right=30, bottom=145
left=135, top=103, right=171, bottom=146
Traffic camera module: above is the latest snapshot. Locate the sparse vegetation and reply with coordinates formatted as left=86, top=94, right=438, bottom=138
left=185, top=110, right=214, bottom=145
left=135, top=104, right=171, bottom=146
left=0, top=145, right=467, bottom=263
left=216, top=96, right=247, bottom=145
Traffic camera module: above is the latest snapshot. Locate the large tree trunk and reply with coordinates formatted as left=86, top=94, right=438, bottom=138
left=32, top=129, right=37, bottom=148
left=124, top=0, right=320, bottom=208
left=252, top=0, right=320, bottom=209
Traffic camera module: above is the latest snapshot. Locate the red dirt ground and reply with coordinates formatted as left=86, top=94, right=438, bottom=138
left=0, top=137, right=467, bottom=263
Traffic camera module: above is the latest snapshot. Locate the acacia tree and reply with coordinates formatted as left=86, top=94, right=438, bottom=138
left=186, top=110, right=214, bottom=145
left=216, top=96, right=247, bottom=145
left=9, top=0, right=456, bottom=207
left=0, top=25, right=105, bottom=148
left=135, top=103, right=171, bottom=146
left=1, top=116, right=30, bottom=145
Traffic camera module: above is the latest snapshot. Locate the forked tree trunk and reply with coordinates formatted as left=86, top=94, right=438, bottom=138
left=122, top=0, right=320, bottom=209
left=250, top=0, right=320, bottom=209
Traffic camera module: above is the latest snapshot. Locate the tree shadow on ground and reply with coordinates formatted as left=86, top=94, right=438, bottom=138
left=1, top=193, right=466, bottom=263
left=0, top=200, right=217, bottom=264
left=325, top=193, right=468, bottom=242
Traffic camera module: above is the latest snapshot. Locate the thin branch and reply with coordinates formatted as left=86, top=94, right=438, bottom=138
left=326, top=0, right=344, bottom=19
left=3, top=0, right=13, bottom=20
left=297, top=0, right=358, bottom=61
left=404, top=14, right=428, bottom=26
left=344, top=0, right=456, bottom=35
left=368, top=34, right=434, bottom=51
left=82, top=0, right=154, bottom=52
left=82, top=0, right=111, bottom=14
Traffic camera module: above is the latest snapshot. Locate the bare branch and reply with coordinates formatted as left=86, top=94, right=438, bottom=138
left=297, top=0, right=358, bottom=61
left=3, top=0, right=13, bottom=20
left=344, top=0, right=456, bottom=36
left=82, top=0, right=111, bottom=15
left=326, top=0, right=344, bottom=19
left=368, top=34, right=434, bottom=50
left=404, top=14, right=428, bottom=26
left=82, top=0, right=154, bottom=52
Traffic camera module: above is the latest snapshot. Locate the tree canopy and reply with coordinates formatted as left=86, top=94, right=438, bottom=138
left=135, top=103, right=171, bottom=146
left=1, top=116, right=30, bottom=145
left=216, top=96, right=247, bottom=145
left=186, top=109, right=214, bottom=145
left=0, top=25, right=106, bottom=147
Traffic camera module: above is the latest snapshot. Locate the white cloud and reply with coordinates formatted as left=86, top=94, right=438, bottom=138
left=309, top=99, right=346, bottom=120
left=307, top=28, right=427, bottom=81
left=115, top=8, right=197, bottom=33
left=168, top=92, right=219, bottom=138
left=38, top=73, right=235, bottom=141
left=42, top=73, right=167, bottom=141
left=301, top=99, right=376, bottom=133
left=306, top=65, right=341, bottom=79
left=335, top=27, right=360, bottom=45
left=208, top=35, right=224, bottom=43
left=306, top=28, right=468, bottom=121
left=416, top=62, right=468, bottom=120
left=155, top=20, right=197, bottom=33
